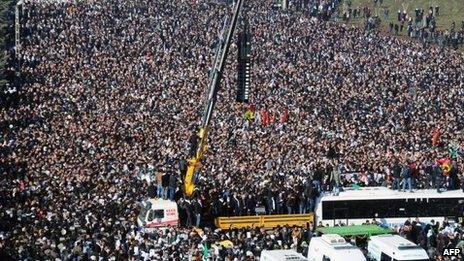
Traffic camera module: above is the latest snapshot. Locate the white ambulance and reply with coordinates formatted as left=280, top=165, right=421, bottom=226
left=137, top=199, right=179, bottom=231
left=367, top=235, right=429, bottom=261
left=307, top=234, right=366, bottom=261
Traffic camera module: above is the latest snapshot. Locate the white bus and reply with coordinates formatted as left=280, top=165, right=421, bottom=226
left=315, top=187, right=464, bottom=227
left=367, top=234, right=429, bottom=261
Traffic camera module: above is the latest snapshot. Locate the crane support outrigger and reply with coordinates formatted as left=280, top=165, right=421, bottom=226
left=184, top=0, right=244, bottom=196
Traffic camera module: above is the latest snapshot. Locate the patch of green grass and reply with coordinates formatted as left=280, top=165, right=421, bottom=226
left=344, top=0, right=464, bottom=31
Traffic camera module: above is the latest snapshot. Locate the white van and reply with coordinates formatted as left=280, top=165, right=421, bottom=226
left=260, top=250, right=308, bottom=261
left=308, top=234, right=366, bottom=261
left=368, top=235, right=429, bottom=261
left=137, top=199, right=179, bottom=231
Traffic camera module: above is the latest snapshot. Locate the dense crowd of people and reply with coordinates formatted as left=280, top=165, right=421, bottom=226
left=396, top=217, right=464, bottom=261
left=1, top=0, right=464, bottom=259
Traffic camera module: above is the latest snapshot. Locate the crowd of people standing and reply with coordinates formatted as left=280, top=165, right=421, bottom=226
left=1, top=0, right=464, bottom=259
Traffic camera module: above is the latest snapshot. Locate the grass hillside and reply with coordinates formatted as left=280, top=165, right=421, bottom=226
left=345, top=0, right=464, bottom=31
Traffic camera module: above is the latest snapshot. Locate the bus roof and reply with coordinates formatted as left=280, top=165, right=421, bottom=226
left=316, top=225, right=394, bottom=237
left=321, top=187, right=464, bottom=201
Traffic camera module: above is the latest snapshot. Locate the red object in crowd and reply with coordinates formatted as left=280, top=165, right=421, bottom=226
left=261, top=110, right=269, bottom=126
left=19, top=180, right=26, bottom=191
left=436, top=157, right=452, bottom=176
left=37, top=210, right=45, bottom=219
left=248, top=104, right=255, bottom=113
left=280, top=108, right=289, bottom=123
left=436, top=157, right=451, bottom=166
left=270, top=111, right=276, bottom=124
left=409, top=162, right=418, bottom=178
left=432, top=128, right=440, bottom=147
left=259, top=107, right=289, bottom=125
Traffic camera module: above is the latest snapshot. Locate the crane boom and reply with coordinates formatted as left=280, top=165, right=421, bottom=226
left=184, top=0, right=244, bottom=196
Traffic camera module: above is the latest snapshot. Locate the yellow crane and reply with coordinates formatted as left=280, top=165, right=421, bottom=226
left=184, top=0, right=244, bottom=196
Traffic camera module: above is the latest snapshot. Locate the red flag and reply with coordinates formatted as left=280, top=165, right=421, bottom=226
left=436, top=157, right=450, bottom=166
left=270, top=110, right=276, bottom=124
left=436, top=157, right=451, bottom=176
left=261, top=110, right=269, bottom=126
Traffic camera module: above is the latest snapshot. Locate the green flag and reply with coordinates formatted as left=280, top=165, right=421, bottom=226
left=202, top=242, right=209, bottom=260
left=449, top=142, right=458, bottom=159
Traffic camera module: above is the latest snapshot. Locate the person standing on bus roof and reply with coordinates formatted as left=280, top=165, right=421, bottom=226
left=401, top=163, right=413, bottom=193
left=193, top=199, right=202, bottom=227
left=156, top=169, right=164, bottom=198
left=391, top=159, right=402, bottom=191
left=330, top=162, right=341, bottom=196
left=448, top=161, right=458, bottom=190
left=313, top=163, right=324, bottom=193
left=434, top=164, right=444, bottom=193
left=168, top=172, right=177, bottom=201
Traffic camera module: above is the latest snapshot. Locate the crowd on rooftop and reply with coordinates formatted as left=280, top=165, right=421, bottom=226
left=1, top=0, right=464, bottom=259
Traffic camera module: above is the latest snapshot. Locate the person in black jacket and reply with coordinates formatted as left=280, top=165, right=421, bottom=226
left=168, top=173, right=177, bottom=200
left=449, top=161, right=458, bottom=190
left=401, top=163, right=412, bottom=192
left=188, top=130, right=198, bottom=157
left=162, top=171, right=170, bottom=199
left=178, top=159, right=187, bottom=178
left=304, top=181, right=315, bottom=213
left=147, top=182, right=156, bottom=199
left=193, top=199, right=202, bottom=227
left=391, top=160, right=402, bottom=190
left=424, top=162, right=435, bottom=189
left=183, top=200, right=193, bottom=227
left=434, top=164, right=444, bottom=193
left=313, top=164, right=324, bottom=193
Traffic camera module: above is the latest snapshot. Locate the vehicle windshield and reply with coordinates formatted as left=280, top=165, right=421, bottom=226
left=138, top=200, right=152, bottom=219
left=395, top=259, right=429, bottom=261
left=152, top=209, right=164, bottom=219
left=333, top=245, right=358, bottom=250
left=139, top=206, right=149, bottom=220
left=397, top=246, right=424, bottom=250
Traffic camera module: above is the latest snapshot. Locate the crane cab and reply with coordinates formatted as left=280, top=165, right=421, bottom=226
left=137, top=199, right=178, bottom=232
